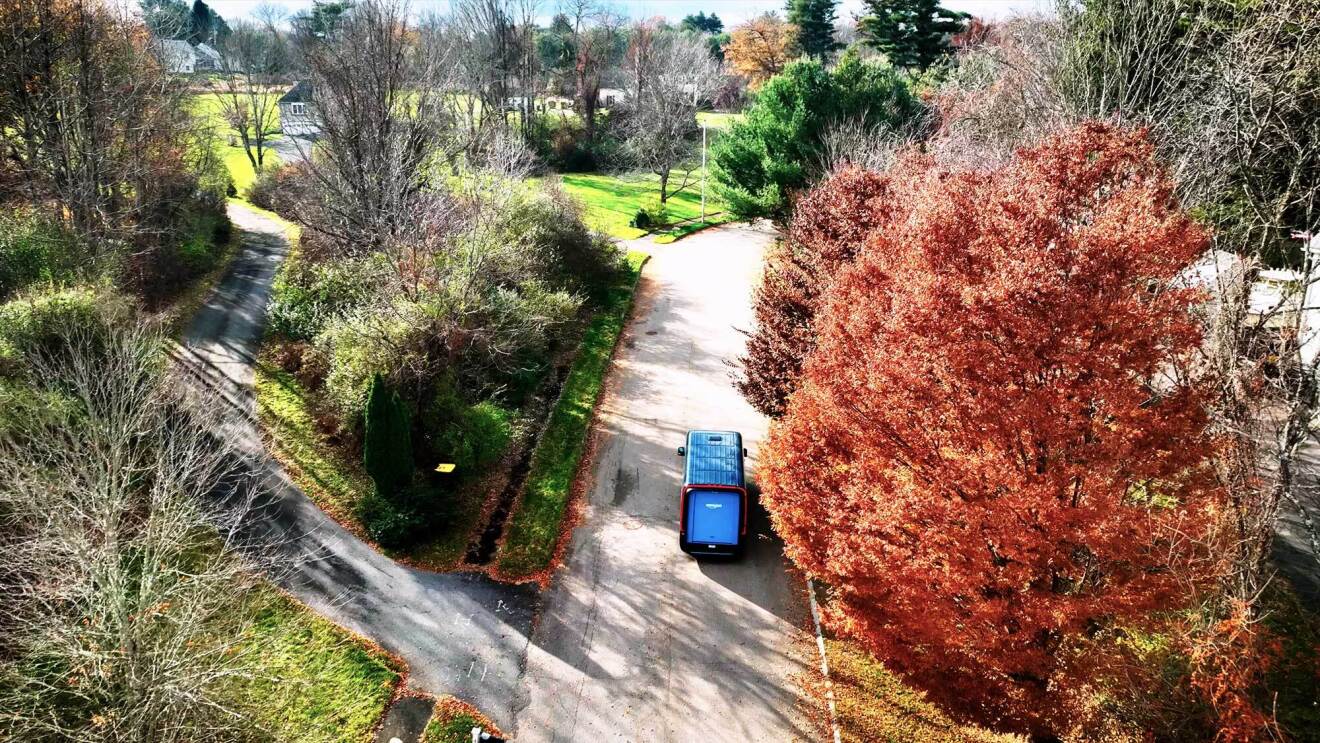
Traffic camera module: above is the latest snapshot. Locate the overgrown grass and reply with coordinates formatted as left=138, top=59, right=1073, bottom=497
left=255, top=363, right=371, bottom=525
left=822, top=637, right=1022, bottom=743
left=495, top=251, right=648, bottom=579
left=558, top=171, right=726, bottom=240
left=234, top=588, right=401, bottom=742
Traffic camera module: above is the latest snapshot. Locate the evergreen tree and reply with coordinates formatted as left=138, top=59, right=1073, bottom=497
left=363, top=372, right=413, bottom=499
left=786, top=0, right=841, bottom=60
left=188, top=0, right=229, bottom=44
left=858, top=0, right=968, bottom=70
left=140, top=0, right=190, bottom=39
left=680, top=11, right=724, bottom=34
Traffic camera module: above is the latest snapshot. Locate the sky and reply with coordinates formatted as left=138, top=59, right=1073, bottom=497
left=206, top=0, right=1057, bottom=27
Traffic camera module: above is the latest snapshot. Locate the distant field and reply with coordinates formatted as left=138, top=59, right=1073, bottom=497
left=697, top=110, right=742, bottom=129
left=191, top=92, right=283, bottom=197
left=556, top=170, right=726, bottom=240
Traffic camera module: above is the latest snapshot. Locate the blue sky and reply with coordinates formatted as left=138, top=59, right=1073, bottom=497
left=206, top=0, right=1056, bottom=27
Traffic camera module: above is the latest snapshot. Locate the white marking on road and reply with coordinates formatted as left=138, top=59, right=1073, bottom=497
left=808, top=577, right=843, bottom=743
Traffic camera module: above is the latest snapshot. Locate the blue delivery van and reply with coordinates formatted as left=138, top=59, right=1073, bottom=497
left=676, top=430, right=748, bottom=558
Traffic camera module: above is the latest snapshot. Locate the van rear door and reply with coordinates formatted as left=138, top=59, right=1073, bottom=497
left=685, top=488, right=742, bottom=546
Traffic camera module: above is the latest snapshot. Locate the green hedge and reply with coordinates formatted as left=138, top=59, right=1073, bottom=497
left=495, top=251, right=647, bottom=578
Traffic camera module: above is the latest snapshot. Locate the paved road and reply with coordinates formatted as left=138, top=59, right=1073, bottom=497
left=182, top=203, right=535, bottom=728
left=513, top=224, right=812, bottom=742
left=1277, top=438, right=1320, bottom=606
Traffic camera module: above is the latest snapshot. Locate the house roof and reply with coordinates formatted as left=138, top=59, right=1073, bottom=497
left=159, top=39, right=194, bottom=56
left=279, top=81, right=314, bottom=104
left=195, top=43, right=222, bottom=61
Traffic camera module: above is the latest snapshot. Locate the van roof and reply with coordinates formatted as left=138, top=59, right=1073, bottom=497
left=684, top=430, right=743, bottom=488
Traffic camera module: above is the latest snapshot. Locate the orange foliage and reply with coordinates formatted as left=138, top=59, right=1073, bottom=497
left=761, top=123, right=1222, bottom=735
left=724, top=14, right=798, bottom=89
left=739, top=166, right=897, bottom=417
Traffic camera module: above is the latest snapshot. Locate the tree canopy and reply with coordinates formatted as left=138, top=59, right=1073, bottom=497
left=859, top=0, right=968, bottom=69
left=679, top=11, right=723, bottom=34
left=710, top=51, right=921, bottom=220
left=760, top=124, right=1220, bottom=735
left=786, top=0, right=841, bottom=60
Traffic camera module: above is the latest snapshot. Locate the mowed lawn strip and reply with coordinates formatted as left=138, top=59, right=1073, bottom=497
left=255, top=363, right=371, bottom=525
left=234, top=588, right=402, bottom=742
left=495, top=251, right=648, bottom=578
left=557, top=172, right=725, bottom=240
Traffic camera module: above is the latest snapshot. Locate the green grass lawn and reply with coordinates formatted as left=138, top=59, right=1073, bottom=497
left=557, top=171, right=727, bottom=240
left=190, top=93, right=283, bottom=197
left=234, top=588, right=401, bottom=742
left=223, top=145, right=280, bottom=196
left=495, top=251, right=648, bottom=579
left=697, top=110, right=742, bottom=129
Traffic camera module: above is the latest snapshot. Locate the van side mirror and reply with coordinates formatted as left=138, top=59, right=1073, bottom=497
left=677, top=446, right=686, bottom=456
left=743, top=448, right=749, bottom=457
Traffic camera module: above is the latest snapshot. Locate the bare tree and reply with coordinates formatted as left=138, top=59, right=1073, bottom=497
left=0, top=0, right=205, bottom=249
left=815, top=117, right=911, bottom=174
left=212, top=20, right=289, bottom=173
left=0, top=319, right=269, bottom=741
left=562, top=0, right=623, bottom=143
left=617, top=30, right=721, bottom=205
left=293, top=0, right=465, bottom=256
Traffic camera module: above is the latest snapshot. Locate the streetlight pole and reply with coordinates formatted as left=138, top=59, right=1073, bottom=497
left=701, top=123, right=708, bottom=222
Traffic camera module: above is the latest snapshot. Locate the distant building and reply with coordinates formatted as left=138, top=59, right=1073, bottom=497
left=278, top=81, right=319, bottom=137
left=194, top=43, right=223, bottom=72
left=156, top=39, right=227, bottom=74
left=157, top=39, right=197, bottom=74
left=598, top=87, right=627, bottom=107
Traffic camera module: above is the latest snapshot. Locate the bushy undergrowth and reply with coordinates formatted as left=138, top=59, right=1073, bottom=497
left=264, top=173, right=623, bottom=548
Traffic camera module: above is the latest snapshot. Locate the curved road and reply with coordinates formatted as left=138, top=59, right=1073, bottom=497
left=513, top=224, right=812, bottom=742
left=185, top=204, right=809, bottom=737
left=183, top=204, right=536, bottom=728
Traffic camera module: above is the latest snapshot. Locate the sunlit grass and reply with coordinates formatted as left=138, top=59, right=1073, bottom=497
left=557, top=171, right=726, bottom=240
left=234, top=588, right=401, bottom=742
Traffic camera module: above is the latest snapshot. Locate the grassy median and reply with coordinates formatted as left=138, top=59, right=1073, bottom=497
left=494, top=251, right=648, bottom=579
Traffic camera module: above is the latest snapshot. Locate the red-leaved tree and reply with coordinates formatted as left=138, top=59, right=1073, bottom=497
left=761, top=123, right=1222, bottom=735
left=738, top=166, right=896, bottom=417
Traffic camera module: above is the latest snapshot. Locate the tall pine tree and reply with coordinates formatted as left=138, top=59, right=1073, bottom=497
left=786, top=0, right=841, bottom=60
left=858, top=0, right=968, bottom=70
left=363, top=372, right=413, bottom=499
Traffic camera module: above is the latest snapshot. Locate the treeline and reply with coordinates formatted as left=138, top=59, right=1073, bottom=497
left=733, top=0, right=1319, bottom=740
left=0, top=0, right=233, bottom=329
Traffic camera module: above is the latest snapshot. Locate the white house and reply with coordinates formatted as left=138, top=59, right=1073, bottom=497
left=158, top=39, right=196, bottom=74
left=278, top=81, right=319, bottom=137
left=598, top=87, right=627, bottom=107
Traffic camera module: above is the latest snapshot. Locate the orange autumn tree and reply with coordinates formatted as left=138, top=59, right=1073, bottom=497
left=761, top=123, right=1221, bottom=735
left=724, top=13, right=798, bottom=89
left=738, top=166, right=896, bottom=417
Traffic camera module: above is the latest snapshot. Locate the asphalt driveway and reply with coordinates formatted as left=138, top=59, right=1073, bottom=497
left=512, top=224, right=812, bottom=742
left=183, top=203, right=535, bottom=728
